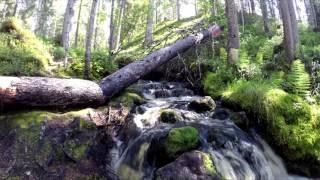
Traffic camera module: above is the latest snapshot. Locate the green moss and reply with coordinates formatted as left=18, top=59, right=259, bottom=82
left=159, top=109, right=182, bottom=123
left=0, top=18, right=53, bottom=76
left=111, top=91, right=145, bottom=106
left=165, top=126, right=199, bottom=157
left=221, top=80, right=320, bottom=161
left=64, top=140, right=88, bottom=160
left=200, top=152, right=217, bottom=176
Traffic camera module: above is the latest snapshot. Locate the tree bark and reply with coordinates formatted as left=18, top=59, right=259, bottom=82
left=177, top=0, right=181, bottom=20
left=108, top=0, right=116, bottom=61
left=0, top=25, right=222, bottom=109
left=84, top=0, right=99, bottom=79
left=226, top=0, right=240, bottom=65
left=62, top=0, right=78, bottom=68
left=115, top=0, right=126, bottom=51
left=144, top=0, right=155, bottom=46
left=279, top=0, right=298, bottom=63
left=74, top=0, right=83, bottom=48
left=260, top=0, right=270, bottom=34
left=249, top=0, right=255, bottom=14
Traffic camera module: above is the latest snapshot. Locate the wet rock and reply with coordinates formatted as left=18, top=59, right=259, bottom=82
left=188, top=96, right=216, bottom=113
left=165, top=126, right=199, bottom=158
left=155, top=151, right=219, bottom=180
left=171, top=89, right=194, bottom=97
left=154, top=89, right=171, bottom=98
left=159, top=109, right=183, bottom=124
left=230, top=111, right=250, bottom=130
left=212, top=108, right=230, bottom=120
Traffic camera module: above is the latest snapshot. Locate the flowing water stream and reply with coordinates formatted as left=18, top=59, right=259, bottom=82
left=113, top=81, right=310, bottom=180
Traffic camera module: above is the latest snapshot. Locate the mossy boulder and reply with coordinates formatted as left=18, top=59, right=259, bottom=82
left=155, top=151, right=218, bottom=180
left=165, top=126, right=199, bottom=158
left=188, top=96, right=216, bottom=113
left=159, top=109, right=183, bottom=123
left=111, top=92, right=146, bottom=107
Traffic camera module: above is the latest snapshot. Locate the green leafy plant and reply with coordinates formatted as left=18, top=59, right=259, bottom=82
left=285, top=60, right=311, bottom=98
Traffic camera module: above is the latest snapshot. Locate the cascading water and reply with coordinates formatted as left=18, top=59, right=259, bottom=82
left=113, top=81, right=310, bottom=180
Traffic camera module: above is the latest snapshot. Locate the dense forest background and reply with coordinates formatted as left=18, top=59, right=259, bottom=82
left=1, top=0, right=320, bottom=179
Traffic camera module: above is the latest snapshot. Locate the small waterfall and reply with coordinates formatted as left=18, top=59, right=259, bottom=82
left=114, top=81, right=310, bottom=180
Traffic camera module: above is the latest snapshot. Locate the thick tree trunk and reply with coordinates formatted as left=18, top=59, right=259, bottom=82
left=226, top=0, right=240, bottom=65
left=62, top=0, right=78, bottom=68
left=279, top=0, right=298, bottom=63
left=84, top=0, right=99, bottom=79
left=0, top=77, right=105, bottom=109
left=0, top=25, right=222, bottom=109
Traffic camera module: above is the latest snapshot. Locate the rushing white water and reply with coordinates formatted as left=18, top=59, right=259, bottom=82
left=115, top=81, right=311, bottom=180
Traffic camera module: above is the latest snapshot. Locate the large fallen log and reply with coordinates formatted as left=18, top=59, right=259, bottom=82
left=0, top=25, right=222, bottom=109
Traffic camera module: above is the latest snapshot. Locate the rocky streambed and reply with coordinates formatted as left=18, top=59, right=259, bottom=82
left=0, top=81, right=312, bottom=179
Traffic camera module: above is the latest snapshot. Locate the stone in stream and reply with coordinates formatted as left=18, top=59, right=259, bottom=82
left=155, top=151, right=219, bottom=180
left=188, top=96, right=216, bottom=113
left=212, top=108, right=230, bottom=120
left=159, top=109, right=183, bottom=123
left=165, top=126, right=199, bottom=158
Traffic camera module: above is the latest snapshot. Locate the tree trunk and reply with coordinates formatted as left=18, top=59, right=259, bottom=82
left=13, top=0, right=19, bottom=17
left=249, top=0, right=255, bottom=14
left=74, top=0, right=83, bottom=48
left=279, top=0, right=298, bottom=63
left=240, top=0, right=245, bottom=32
left=108, top=0, right=116, bottom=61
left=144, top=0, right=155, bottom=46
left=268, top=0, right=275, bottom=18
left=0, top=77, right=105, bottom=109
left=0, top=25, right=222, bottom=109
left=94, top=0, right=102, bottom=50
left=260, top=0, right=270, bottom=34
left=177, top=0, right=181, bottom=20
left=84, top=0, right=99, bottom=79
left=115, top=0, right=126, bottom=51
left=62, top=0, right=78, bottom=68
left=226, top=0, right=240, bottom=65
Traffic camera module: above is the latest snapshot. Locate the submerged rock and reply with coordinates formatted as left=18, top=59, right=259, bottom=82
left=155, top=151, right=219, bottom=180
left=212, top=108, right=230, bottom=120
left=188, top=96, right=216, bottom=112
left=159, top=109, right=183, bottom=123
left=165, top=126, right=199, bottom=158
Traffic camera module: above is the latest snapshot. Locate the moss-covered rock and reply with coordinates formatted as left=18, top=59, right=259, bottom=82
left=188, top=96, right=216, bottom=112
left=111, top=91, right=146, bottom=107
left=165, top=126, right=199, bottom=158
left=159, top=109, right=183, bottom=123
left=155, top=151, right=218, bottom=180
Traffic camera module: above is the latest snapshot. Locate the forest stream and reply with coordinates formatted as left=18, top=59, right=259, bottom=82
left=0, top=80, right=313, bottom=179
left=113, top=81, right=310, bottom=180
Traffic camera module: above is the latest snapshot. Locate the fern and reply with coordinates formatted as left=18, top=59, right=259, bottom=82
left=286, top=60, right=311, bottom=98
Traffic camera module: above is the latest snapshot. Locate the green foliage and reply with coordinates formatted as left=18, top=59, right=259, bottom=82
left=204, top=66, right=235, bottom=98
left=0, top=18, right=53, bottom=75
left=68, top=49, right=118, bottom=79
left=222, top=80, right=320, bottom=161
left=165, top=126, right=199, bottom=157
left=53, top=46, right=65, bottom=60
left=284, top=60, right=311, bottom=98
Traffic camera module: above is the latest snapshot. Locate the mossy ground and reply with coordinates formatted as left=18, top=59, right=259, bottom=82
left=218, top=80, right=320, bottom=166
left=0, top=18, right=53, bottom=76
